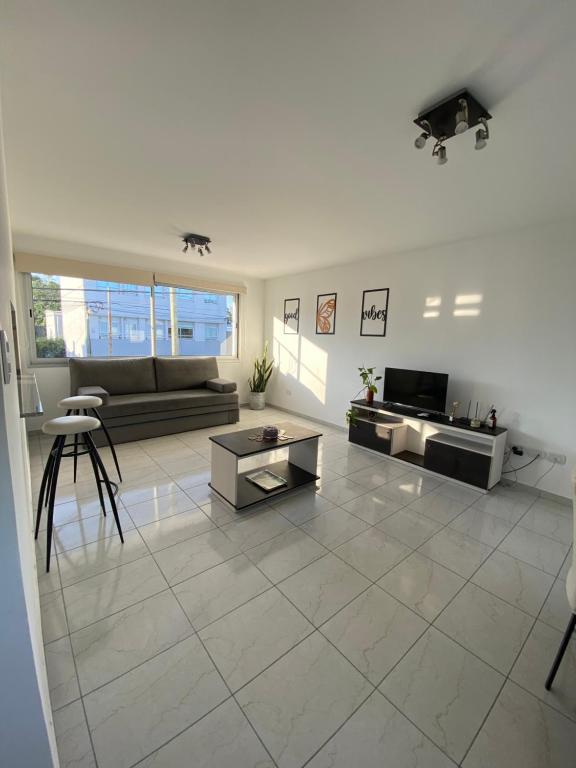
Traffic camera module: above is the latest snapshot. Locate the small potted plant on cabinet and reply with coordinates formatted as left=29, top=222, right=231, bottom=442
left=248, top=343, right=274, bottom=410
left=345, top=366, right=382, bottom=425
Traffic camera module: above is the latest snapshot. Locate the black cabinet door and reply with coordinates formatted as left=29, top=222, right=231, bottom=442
left=349, top=420, right=391, bottom=455
left=424, top=440, right=490, bottom=489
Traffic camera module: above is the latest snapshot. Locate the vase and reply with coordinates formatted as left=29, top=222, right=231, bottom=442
left=366, top=389, right=374, bottom=405
left=249, top=391, right=266, bottom=410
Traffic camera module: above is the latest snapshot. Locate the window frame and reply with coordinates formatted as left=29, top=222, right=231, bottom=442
left=25, top=273, right=240, bottom=365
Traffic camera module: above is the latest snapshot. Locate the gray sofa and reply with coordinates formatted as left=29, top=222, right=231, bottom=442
left=69, top=356, right=239, bottom=445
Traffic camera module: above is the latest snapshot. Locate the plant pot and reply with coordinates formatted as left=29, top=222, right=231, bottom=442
left=366, top=389, right=374, bottom=405
left=249, top=391, right=266, bottom=410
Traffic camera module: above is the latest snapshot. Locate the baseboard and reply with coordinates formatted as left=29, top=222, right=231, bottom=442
left=265, top=402, right=347, bottom=434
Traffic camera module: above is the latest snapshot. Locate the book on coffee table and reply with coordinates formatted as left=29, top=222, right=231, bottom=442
left=245, top=469, right=288, bottom=492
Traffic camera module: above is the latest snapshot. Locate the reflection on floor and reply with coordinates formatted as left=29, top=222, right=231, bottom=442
left=30, top=406, right=575, bottom=768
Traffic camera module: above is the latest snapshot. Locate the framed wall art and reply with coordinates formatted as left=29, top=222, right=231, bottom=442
left=360, top=288, right=389, bottom=337
left=315, top=293, right=337, bottom=335
left=283, top=298, right=300, bottom=334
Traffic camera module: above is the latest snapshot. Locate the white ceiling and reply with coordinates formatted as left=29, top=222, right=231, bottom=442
left=1, top=0, right=575, bottom=278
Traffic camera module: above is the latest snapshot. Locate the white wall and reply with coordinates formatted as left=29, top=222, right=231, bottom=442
left=13, top=235, right=264, bottom=428
left=0, top=106, right=57, bottom=763
left=265, top=220, right=576, bottom=499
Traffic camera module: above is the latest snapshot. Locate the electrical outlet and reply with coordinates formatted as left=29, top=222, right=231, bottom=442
left=546, top=452, right=566, bottom=465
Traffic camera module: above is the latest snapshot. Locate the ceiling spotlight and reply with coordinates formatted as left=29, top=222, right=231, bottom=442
left=475, top=117, right=489, bottom=150
left=454, top=98, right=469, bottom=134
left=181, top=233, right=212, bottom=256
left=414, top=132, right=429, bottom=149
left=432, top=140, right=447, bottom=165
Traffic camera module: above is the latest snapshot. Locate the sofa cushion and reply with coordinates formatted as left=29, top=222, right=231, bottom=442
left=99, top=388, right=238, bottom=418
left=206, top=377, right=237, bottom=393
left=69, top=357, right=157, bottom=396
left=155, top=356, right=219, bottom=392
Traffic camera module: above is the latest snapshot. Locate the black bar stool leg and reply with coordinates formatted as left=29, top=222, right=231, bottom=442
left=72, top=434, right=79, bottom=483
left=85, top=432, right=124, bottom=542
left=35, top=439, right=57, bottom=538
left=43, top=435, right=61, bottom=508
left=91, top=407, right=122, bottom=482
left=86, top=437, right=107, bottom=516
left=45, top=436, right=65, bottom=573
left=545, top=613, right=576, bottom=690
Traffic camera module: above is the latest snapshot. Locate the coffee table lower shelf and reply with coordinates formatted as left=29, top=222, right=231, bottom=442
left=210, top=459, right=319, bottom=511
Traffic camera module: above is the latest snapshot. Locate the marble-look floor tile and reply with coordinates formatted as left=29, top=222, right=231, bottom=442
left=329, top=453, right=381, bottom=476
left=300, top=507, right=370, bottom=550
left=63, top=556, right=168, bottom=632
left=378, top=473, right=439, bottom=505
left=377, top=508, right=443, bottom=549
left=510, top=620, right=576, bottom=722
left=84, top=634, right=228, bottom=768
left=199, top=589, right=313, bottom=691
left=137, top=508, right=215, bottom=552
left=173, top=466, right=212, bottom=490
left=53, top=700, right=96, bottom=768
left=278, top=553, right=370, bottom=627
left=407, top=492, right=469, bottom=525
left=307, top=689, right=454, bottom=768
left=41, top=497, right=107, bottom=531
left=199, top=499, right=241, bottom=526
left=53, top=509, right=134, bottom=553
left=379, top=551, right=465, bottom=621
left=71, top=591, right=192, bottom=694
left=558, top=548, right=572, bottom=580
left=40, top=589, right=68, bottom=643
left=471, top=550, right=554, bottom=616
left=463, top=681, right=576, bottom=768
left=137, top=698, right=274, bottom=768
left=380, top=627, right=503, bottom=762
left=237, top=632, right=373, bottom=768
left=342, top=491, right=403, bottom=524
left=153, top=528, right=240, bottom=585
left=119, top=479, right=181, bottom=508
left=539, top=579, right=571, bottom=632
left=322, top=585, right=427, bottom=684
left=434, top=582, right=534, bottom=674
left=245, top=527, right=327, bottom=583
left=499, top=527, right=570, bottom=576
left=221, top=509, right=295, bottom=551
left=469, top=491, right=534, bottom=524
left=518, top=505, right=573, bottom=544
left=334, top=527, right=411, bottom=581
left=184, top=482, right=220, bottom=507
left=268, top=489, right=334, bottom=525
left=124, top=489, right=198, bottom=526
left=432, top=482, right=482, bottom=506
left=45, top=635, right=81, bottom=710
left=173, top=553, right=271, bottom=630
left=57, top=529, right=149, bottom=588
left=345, top=461, right=407, bottom=489
left=316, top=477, right=367, bottom=505
left=418, top=528, right=492, bottom=578
left=449, top=507, right=514, bottom=547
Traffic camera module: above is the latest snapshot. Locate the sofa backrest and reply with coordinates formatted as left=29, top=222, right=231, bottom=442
left=155, top=356, right=219, bottom=392
left=69, top=357, right=157, bottom=396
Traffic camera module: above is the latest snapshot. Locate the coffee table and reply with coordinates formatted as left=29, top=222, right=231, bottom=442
left=209, top=421, right=322, bottom=510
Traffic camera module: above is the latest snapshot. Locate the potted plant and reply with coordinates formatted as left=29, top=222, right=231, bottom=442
left=345, top=366, right=381, bottom=425
left=248, top=342, right=274, bottom=410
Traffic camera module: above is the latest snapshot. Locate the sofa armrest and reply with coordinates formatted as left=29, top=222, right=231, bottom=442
left=77, top=385, right=110, bottom=406
left=206, top=378, right=237, bottom=394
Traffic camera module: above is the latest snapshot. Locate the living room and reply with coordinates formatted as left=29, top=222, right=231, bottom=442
left=0, top=3, right=575, bottom=768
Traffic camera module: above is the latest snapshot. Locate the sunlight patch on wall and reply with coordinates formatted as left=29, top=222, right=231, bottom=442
left=299, top=336, right=327, bottom=404
left=453, top=293, right=482, bottom=317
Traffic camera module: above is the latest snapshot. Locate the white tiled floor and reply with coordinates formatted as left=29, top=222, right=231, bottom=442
left=29, top=407, right=576, bottom=768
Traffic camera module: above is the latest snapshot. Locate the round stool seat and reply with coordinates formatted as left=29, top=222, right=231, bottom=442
left=58, top=395, right=103, bottom=409
left=42, top=415, right=100, bottom=436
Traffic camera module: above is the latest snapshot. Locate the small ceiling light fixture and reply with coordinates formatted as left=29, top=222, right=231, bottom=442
left=454, top=98, right=469, bottom=134
left=181, top=233, right=212, bottom=257
left=414, top=120, right=432, bottom=149
left=475, top=117, right=489, bottom=150
left=433, top=140, right=448, bottom=166
left=413, top=89, right=491, bottom=166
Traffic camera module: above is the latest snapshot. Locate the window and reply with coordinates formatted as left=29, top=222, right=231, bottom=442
left=28, top=273, right=239, bottom=361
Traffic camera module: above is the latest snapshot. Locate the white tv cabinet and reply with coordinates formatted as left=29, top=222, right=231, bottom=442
left=349, top=400, right=507, bottom=491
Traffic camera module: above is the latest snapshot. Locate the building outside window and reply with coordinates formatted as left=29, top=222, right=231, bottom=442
left=28, top=273, right=238, bottom=360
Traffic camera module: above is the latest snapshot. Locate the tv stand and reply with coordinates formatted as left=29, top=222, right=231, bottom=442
left=349, top=400, right=507, bottom=491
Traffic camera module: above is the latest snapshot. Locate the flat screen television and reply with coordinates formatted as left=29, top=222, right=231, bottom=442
left=384, top=367, right=448, bottom=414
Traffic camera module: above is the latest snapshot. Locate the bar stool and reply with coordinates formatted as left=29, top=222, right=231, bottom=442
left=58, top=395, right=122, bottom=482
left=35, top=415, right=124, bottom=572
